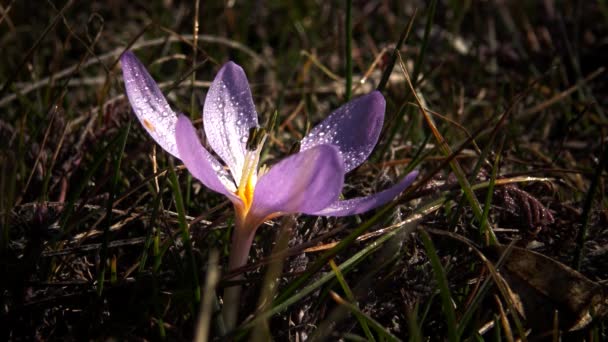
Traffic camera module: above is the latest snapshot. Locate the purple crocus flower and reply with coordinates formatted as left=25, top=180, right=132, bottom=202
left=121, top=51, right=418, bottom=326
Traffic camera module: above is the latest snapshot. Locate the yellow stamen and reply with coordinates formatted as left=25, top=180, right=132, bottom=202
left=236, top=135, right=267, bottom=214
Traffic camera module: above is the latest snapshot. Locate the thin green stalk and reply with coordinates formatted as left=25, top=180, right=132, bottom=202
left=419, top=230, right=458, bottom=342
left=407, top=303, right=423, bottom=342
left=329, top=291, right=400, bottom=341
left=345, top=0, right=353, bottom=100
left=251, top=216, right=295, bottom=341
left=168, top=161, right=200, bottom=304
left=98, top=121, right=130, bottom=295
left=195, top=249, right=222, bottom=342
left=57, top=126, right=128, bottom=236
left=329, top=259, right=375, bottom=342
left=479, top=137, right=504, bottom=241
left=447, top=128, right=496, bottom=231
left=138, top=175, right=165, bottom=273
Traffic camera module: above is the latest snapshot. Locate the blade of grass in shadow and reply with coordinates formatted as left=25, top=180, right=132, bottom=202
left=133, top=168, right=170, bottom=337
left=153, top=225, right=166, bottom=339
left=573, top=141, right=607, bottom=270
left=479, top=137, right=504, bottom=233
left=40, top=120, right=68, bottom=201
left=195, top=249, right=223, bottom=342
left=493, top=315, right=502, bottom=341
left=57, top=124, right=132, bottom=237
left=447, top=120, right=499, bottom=232
left=427, top=229, right=527, bottom=341
left=495, top=295, right=514, bottom=342
left=345, top=0, right=353, bottom=100
left=97, top=121, right=130, bottom=295
left=407, top=303, right=423, bottom=342
left=251, top=216, right=296, bottom=341
left=138, top=176, right=165, bottom=273
left=341, top=333, right=371, bottom=341
left=17, top=108, right=57, bottom=205
left=168, top=160, right=201, bottom=304
left=329, top=290, right=400, bottom=341
left=419, top=230, right=458, bottom=342
left=329, top=259, right=375, bottom=342
left=0, top=116, right=23, bottom=251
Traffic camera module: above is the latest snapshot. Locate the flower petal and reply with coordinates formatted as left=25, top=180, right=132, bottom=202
left=300, top=91, right=385, bottom=173
left=313, top=170, right=418, bottom=217
left=176, top=115, right=241, bottom=202
left=121, top=51, right=179, bottom=158
left=203, top=61, right=259, bottom=184
left=248, top=145, right=344, bottom=221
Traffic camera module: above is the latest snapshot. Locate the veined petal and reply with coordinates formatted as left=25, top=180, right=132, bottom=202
left=176, top=115, right=241, bottom=202
left=314, top=170, right=418, bottom=217
left=301, top=91, right=385, bottom=173
left=121, top=51, right=179, bottom=158
left=203, top=61, right=259, bottom=184
left=248, top=145, right=344, bottom=221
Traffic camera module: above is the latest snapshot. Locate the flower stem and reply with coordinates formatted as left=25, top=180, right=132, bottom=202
left=222, top=220, right=256, bottom=331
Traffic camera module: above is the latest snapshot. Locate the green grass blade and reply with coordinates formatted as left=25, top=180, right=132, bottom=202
left=168, top=160, right=201, bottom=304
left=329, top=259, right=376, bottom=342
left=329, top=290, right=400, bottom=342
left=97, top=121, right=130, bottom=295
left=419, top=230, right=458, bottom=342
left=57, top=124, right=131, bottom=236
left=406, top=303, right=423, bottom=342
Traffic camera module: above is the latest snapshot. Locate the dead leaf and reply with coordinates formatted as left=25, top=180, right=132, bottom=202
left=486, top=245, right=607, bottom=332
